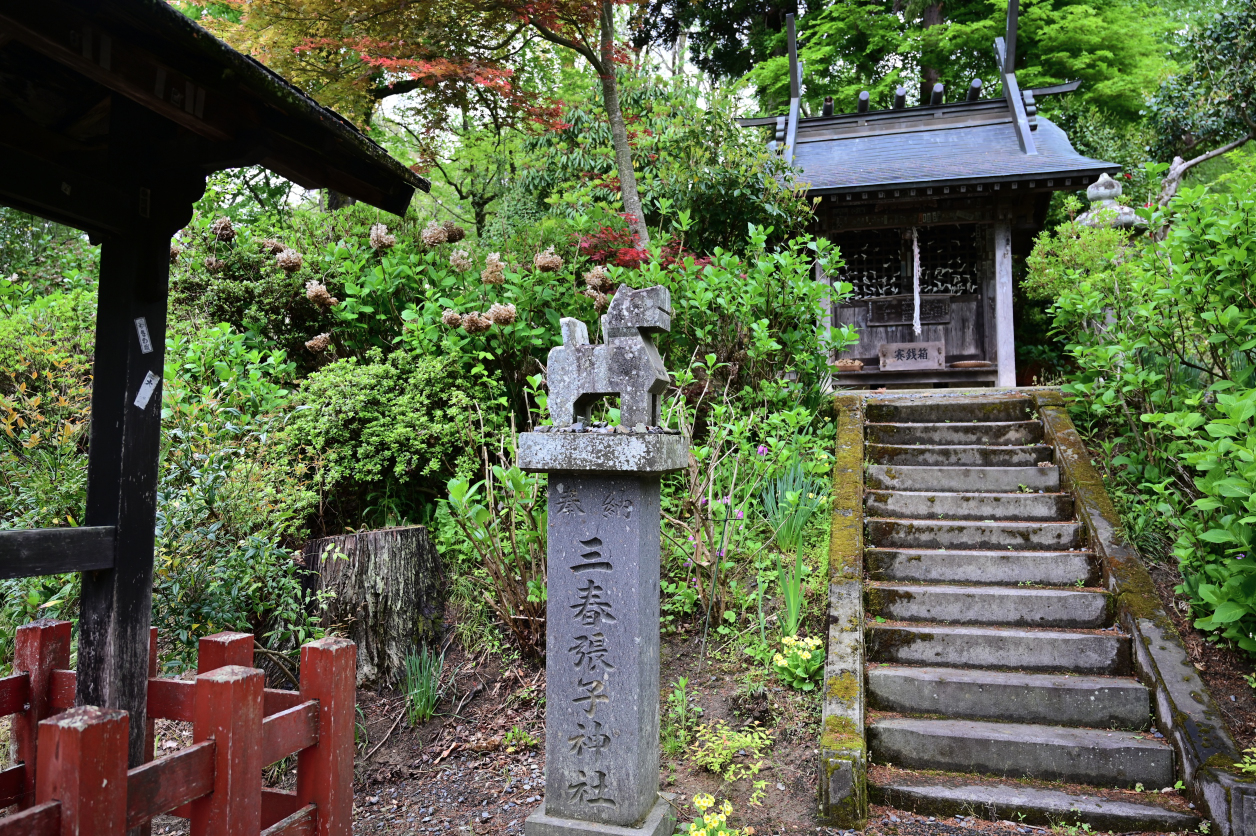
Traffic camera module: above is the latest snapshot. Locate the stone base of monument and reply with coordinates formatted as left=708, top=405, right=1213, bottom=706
left=525, top=794, right=676, bottom=836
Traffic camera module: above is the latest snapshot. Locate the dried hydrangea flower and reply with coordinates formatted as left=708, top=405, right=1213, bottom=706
left=260, top=238, right=286, bottom=255
left=583, top=265, right=613, bottom=293
left=441, top=309, right=463, bottom=328
left=486, top=303, right=517, bottom=325
left=369, top=223, right=397, bottom=250
left=276, top=248, right=303, bottom=273
left=461, top=311, right=492, bottom=334
left=204, top=256, right=225, bottom=273
left=305, top=280, right=339, bottom=309
left=580, top=288, right=608, bottom=312
left=533, top=246, right=563, bottom=273
left=443, top=220, right=466, bottom=243
left=481, top=252, right=506, bottom=285
left=420, top=220, right=448, bottom=247
left=209, top=217, right=236, bottom=242
left=169, top=243, right=182, bottom=263
left=305, top=332, right=332, bottom=353
left=449, top=249, right=473, bottom=271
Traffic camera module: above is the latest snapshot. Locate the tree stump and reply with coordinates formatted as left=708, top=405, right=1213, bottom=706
left=301, top=526, right=444, bottom=686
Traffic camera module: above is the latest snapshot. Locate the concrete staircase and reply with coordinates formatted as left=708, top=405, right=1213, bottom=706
left=861, top=394, right=1199, bottom=831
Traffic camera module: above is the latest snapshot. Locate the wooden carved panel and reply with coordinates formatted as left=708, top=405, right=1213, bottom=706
left=868, top=295, right=951, bottom=326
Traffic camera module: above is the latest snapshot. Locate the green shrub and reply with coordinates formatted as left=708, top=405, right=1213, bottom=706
left=1045, top=169, right=1256, bottom=653
left=272, top=349, right=496, bottom=535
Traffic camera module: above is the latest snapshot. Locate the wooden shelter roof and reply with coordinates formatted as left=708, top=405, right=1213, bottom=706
left=0, top=0, right=427, bottom=233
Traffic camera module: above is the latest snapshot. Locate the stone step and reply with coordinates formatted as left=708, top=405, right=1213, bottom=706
left=867, top=624, right=1130, bottom=674
left=867, top=444, right=1053, bottom=467
left=871, top=777, right=1200, bottom=832
left=866, top=518, right=1085, bottom=551
left=868, top=718, right=1175, bottom=788
left=867, top=548, right=1097, bottom=586
left=866, top=584, right=1110, bottom=628
left=866, top=396, right=1033, bottom=424
left=867, top=666, right=1149, bottom=728
left=865, top=490, right=1073, bottom=522
left=866, top=421, right=1045, bottom=447
left=866, top=465, right=1060, bottom=493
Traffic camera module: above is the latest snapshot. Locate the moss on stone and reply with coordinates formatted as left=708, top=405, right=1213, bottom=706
left=820, top=715, right=864, bottom=753
left=826, top=670, right=860, bottom=703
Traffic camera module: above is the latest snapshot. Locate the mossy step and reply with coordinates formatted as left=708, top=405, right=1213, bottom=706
left=871, top=777, right=1199, bottom=832
left=866, top=518, right=1084, bottom=551
left=866, top=583, right=1111, bottom=628
left=868, top=717, right=1174, bottom=788
left=865, top=396, right=1032, bottom=424
left=866, top=623, right=1130, bottom=674
left=867, top=665, right=1149, bottom=728
left=868, top=444, right=1053, bottom=467
left=865, top=490, right=1074, bottom=522
left=866, top=548, right=1097, bottom=586
left=866, top=421, right=1044, bottom=447
left=866, top=465, right=1061, bottom=493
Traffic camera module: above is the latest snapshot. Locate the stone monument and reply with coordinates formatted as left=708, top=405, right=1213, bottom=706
left=521, top=286, right=686, bottom=836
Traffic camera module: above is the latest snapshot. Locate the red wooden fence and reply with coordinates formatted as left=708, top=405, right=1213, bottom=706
left=0, top=620, right=355, bottom=836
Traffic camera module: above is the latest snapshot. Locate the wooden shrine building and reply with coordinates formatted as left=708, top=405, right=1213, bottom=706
left=748, top=4, right=1117, bottom=388
left=0, top=0, right=426, bottom=769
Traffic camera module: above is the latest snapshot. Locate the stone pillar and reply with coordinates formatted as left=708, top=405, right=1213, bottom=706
left=522, top=286, right=685, bottom=836
left=521, top=432, right=685, bottom=836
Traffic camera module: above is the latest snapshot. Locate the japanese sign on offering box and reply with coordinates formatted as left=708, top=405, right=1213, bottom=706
left=519, top=286, right=685, bottom=836
left=878, top=340, right=946, bottom=371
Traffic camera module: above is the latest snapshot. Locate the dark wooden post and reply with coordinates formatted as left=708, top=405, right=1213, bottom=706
left=12, top=620, right=71, bottom=809
left=77, top=94, right=204, bottom=767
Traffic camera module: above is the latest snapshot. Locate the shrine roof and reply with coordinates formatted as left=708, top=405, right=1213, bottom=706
left=787, top=99, right=1119, bottom=195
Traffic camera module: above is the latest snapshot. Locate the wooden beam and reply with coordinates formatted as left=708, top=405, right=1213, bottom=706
left=76, top=95, right=180, bottom=769
left=994, top=221, right=1017, bottom=388
left=0, top=528, right=114, bottom=580
left=995, top=37, right=1037, bottom=155
left=1005, top=0, right=1020, bottom=71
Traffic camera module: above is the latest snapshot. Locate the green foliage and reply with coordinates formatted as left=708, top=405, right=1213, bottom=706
left=0, top=206, right=99, bottom=299
left=404, top=647, right=445, bottom=726
left=762, top=462, right=828, bottom=554
left=517, top=74, right=816, bottom=253
left=646, top=227, right=854, bottom=399
left=1147, top=4, right=1256, bottom=162
left=445, top=458, right=547, bottom=659
left=1023, top=200, right=1136, bottom=303
left=690, top=720, right=772, bottom=783
left=272, top=349, right=492, bottom=534
left=748, top=0, right=1167, bottom=122
left=662, top=676, right=700, bottom=756
left=1046, top=169, right=1256, bottom=654
left=771, top=634, right=824, bottom=691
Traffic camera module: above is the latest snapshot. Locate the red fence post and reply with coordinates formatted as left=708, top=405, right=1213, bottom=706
left=190, top=665, right=264, bottom=836
left=197, top=632, right=253, bottom=674
left=35, top=706, right=128, bottom=835
left=296, top=637, right=356, bottom=836
left=13, top=619, right=71, bottom=809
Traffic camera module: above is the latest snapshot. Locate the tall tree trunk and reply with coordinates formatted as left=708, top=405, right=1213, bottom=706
left=598, top=0, right=651, bottom=247
left=302, top=526, right=445, bottom=686
left=918, top=2, right=945, bottom=105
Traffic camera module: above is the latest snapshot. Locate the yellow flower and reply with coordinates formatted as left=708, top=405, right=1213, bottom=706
left=721, top=801, right=733, bottom=816
left=773, top=654, right=786, bottom=666
left=800, top=651, right=811, bottom=660
left=694, top=793, right=715, bottom=811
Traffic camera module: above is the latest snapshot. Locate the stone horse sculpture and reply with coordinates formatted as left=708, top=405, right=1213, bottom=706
left=547, top=285, right=672, bottom=428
